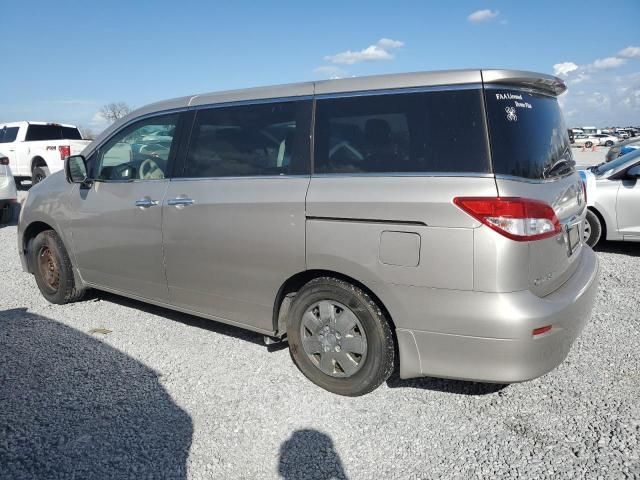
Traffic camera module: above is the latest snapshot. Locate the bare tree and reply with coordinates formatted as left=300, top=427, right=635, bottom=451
left=78, top=125, right=96, bottom=140
left=100, top=102, right=132, bottom=123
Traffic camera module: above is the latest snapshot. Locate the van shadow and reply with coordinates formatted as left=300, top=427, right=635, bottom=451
left=91, top=291, right=288, bottom=352
left=594, top=241, right=640, bottom=257
left=386, top=371, right=507, bottom=395
left=278, top=429, right=348, bottom=480
left=0, top=308, right=193, bottom=479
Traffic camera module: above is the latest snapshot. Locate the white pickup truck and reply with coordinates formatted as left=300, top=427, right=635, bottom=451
left=0, top=122, right=91, bottom=184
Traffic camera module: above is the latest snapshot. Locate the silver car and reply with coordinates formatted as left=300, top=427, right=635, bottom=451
left=18, top=70, right=599, bottom=396
left=581, top=149, right=640, bottom=247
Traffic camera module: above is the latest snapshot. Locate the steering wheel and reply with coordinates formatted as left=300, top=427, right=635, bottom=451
left=139, top=158, right=164, bottom=180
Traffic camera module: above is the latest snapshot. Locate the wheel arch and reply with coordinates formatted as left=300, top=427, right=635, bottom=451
left=272, top=269, right=397, bottom=339
left=31, top=156, right=48, bottom=172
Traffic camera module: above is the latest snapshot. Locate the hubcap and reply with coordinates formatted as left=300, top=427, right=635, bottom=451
left=38, top=247, right=60, bottom=292
left=583, top=221, right=591, bottom=242
left=300, top=300, right=367, bottom=378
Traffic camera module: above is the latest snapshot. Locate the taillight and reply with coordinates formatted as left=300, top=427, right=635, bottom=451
left=453, top=197, right=562, bottom=241
left=59, top=145, right=71, bottom=160
left=0, top=157, right=8, bottom=166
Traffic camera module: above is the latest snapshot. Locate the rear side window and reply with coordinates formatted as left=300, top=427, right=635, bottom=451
left=25, top=124, right=82, bottom=141
left=314, top=89, right=490, bottom=174
left=0, top=127, right=19, bottom=143
left=183, top=100, right=312, bottom=177
left=485, top=87, right=574, bottom=180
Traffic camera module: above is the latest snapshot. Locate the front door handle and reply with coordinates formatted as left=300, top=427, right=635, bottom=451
left=167, top=197, right=195, bottom=207
left=135, top=198, right=159, bottom=208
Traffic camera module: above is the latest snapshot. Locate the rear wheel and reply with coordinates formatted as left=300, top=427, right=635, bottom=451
left=605, top=140, right=614, bottom=147
left=32, top=166, right=48, bottom=184
left=584, top=210, right=602, bottom=247
left=287, top=277, right=395, bottom=396
left=585, top=141, right=593, bottom=148
left=30, top=230, right=85, bottom=304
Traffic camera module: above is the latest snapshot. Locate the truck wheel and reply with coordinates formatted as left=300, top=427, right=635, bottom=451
left=32, top=167, right=48, bottom=184
left=287, top=277, right=395, bottom=396
left=30, top=230, right=85, bottom=304
left=584, top=210, right=602, bottom=247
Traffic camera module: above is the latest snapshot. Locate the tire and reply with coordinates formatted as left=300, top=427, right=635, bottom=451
left=30, top=230, right=85, bottom=304
left=287, top=277, right=395, bottom=396
left=585, top=141, right=593, bottom=148
left=0, top=203, right=11, bottom=224
left=584, top=210, right=602, bottom=248
left=605, top=140, right=614, bottom=147
left=32, top=166, right=48, bottom=184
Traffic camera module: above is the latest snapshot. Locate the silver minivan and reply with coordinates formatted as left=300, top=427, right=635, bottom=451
left=18, top=70, right=599, bottom=396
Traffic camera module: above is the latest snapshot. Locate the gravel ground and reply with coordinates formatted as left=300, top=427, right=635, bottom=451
left=0, top=219, right=639, bottom=479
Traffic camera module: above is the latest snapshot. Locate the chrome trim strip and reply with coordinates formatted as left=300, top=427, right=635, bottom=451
left=307, top=216, right=427, bottom=227
left=189, top=95, right=313, bottom=111
left=170, top=175, right=310, bottom=182
left=494, top=173, right=577, bottom=184
left=315, top=83, right=483, bottom=100
left=311, top=172, right=495, bottom=179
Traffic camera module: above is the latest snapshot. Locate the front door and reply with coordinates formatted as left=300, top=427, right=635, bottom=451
left=162, top=99, right=312, bottom=332
left=617, top=163, right=640, bottom=238
left=69, top=113, right=181, bottom=301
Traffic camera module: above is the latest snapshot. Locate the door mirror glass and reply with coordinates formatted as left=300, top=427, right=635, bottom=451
left=65, top=155, right=88, bottom=183
left=627, top=165, right=640, bottom=178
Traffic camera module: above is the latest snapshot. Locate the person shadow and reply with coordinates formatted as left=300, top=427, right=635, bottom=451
left=278, top=429, right=348, bottom=480
left=0, top=308, right=193, bottom=480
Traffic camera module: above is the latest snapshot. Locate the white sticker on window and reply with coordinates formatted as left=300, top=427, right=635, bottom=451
left=505, top=107, right=517, bottom=122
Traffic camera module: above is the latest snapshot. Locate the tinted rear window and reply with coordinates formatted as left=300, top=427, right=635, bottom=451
left=25, top=124, right=82, bottom=141
left=0, top=127, right=19, bottom=143
left=485, top=87, right=574, bottom=180
left=314, top=89, right=490, bottom=174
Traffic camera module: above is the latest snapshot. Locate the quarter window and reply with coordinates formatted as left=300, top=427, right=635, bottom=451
left=0, top=127, right=19, bottom=143
left=183, top=100, right=311, bottom=178
left=92, top=114, right=178, bottom=181
left=314, top=89, right=490, bottom=174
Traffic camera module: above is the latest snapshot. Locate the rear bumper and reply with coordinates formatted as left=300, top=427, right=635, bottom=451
left=394, top=247, right=599, bottom=382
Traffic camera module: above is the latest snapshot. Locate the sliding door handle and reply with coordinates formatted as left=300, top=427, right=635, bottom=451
left=167, top=197, right=195, bottom=207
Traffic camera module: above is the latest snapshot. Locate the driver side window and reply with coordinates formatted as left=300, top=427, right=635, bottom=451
left=94, top=114, right=179, bottom=181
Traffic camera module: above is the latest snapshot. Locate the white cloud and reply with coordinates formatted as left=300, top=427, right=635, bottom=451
left=591, top=56, right=626, bottom=70
left=467, top=9, right=499, bottom=23
left=618, top=46, right=640, bottom=59
left=314, top=65, right=347, bottom=79
left=90, top=111, right=108, bottom=128
left=324, top=38, right=403, bottom=65
left=553, top=62, right=579, bottom=77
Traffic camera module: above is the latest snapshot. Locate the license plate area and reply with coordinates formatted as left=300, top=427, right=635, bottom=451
left=566, top=223, right=580, bottom=256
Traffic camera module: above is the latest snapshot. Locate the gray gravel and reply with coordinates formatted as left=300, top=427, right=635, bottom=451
left=0, top=221, right=638, bottom=479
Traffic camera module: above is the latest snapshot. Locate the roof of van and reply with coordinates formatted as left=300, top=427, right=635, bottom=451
left=89, top=69, right=565, bottom=151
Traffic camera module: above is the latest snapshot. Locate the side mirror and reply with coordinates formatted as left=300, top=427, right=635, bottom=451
left=627, top=165, right=640, bottom=178
left=65, top=155, right=89, bottom=184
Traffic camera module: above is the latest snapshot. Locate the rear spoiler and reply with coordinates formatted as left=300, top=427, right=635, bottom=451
left=482, top=69, right=567, bottom=96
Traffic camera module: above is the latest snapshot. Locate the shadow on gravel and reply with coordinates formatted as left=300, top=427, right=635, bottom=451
left=594, top=241, right=639, bottom=257
left=279, top=429, right=348, bottom=480
left=0, top=308, right=193, bottom=479
left=91, top=291, right=289, bottom=352
left=386, top=372, right=507, bottom=396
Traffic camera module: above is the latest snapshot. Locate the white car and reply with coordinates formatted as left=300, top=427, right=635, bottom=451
left=0, top=154, right=18, bottom=224
left=573, top=134, right=599, bottom=148
left=590, top=134, right=619, bottom=147
left=580, top=148, right=640, bottom=246
left=0, top=122, right=91, bottom=185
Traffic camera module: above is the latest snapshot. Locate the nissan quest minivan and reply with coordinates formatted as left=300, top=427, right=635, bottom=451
left=18, top=69, right=599, bottom=396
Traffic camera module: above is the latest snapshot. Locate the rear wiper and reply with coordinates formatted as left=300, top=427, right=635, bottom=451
left=543, top=156, right=574, bottom=178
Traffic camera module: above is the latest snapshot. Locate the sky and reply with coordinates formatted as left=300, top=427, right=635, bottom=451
left=1, top=0, right=639, bottom=133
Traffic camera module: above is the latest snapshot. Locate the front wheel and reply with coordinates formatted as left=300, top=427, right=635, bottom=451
left=32, top=167, right=48, bottom=184
left=584, top=210, right=602, bottom=247
left=30, top=230, right=85, bottom=304
left=287, top=277, right=395, bottom=396
left=585, top=141, right=593, bottom=148
left=605, top=140, right=614, bottom=147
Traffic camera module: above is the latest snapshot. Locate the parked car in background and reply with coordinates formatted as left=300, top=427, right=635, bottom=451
left=0, top=154, right=18, bottom=224
left=605, top=138, right=640, bottom=162
left=0, top=122, right=91, bottom=185
left=573, top=134, right=599, bottom=148
left=616, top=130, right=630, bottom=139
left=580, top=148, right=640, bottom=246
left=590, top=133, right=618, bottom=147
left=18, top=69, right=598, bottom=396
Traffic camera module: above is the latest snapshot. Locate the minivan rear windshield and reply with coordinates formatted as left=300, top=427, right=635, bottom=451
left=25, top=124, right=82, bottom=141
left=485, top=87, right=574, bottom=180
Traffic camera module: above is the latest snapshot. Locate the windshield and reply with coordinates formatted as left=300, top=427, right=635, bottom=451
left=485, top=87, right=574, bottom=180
left=594, top=148, right=640, bottom=176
